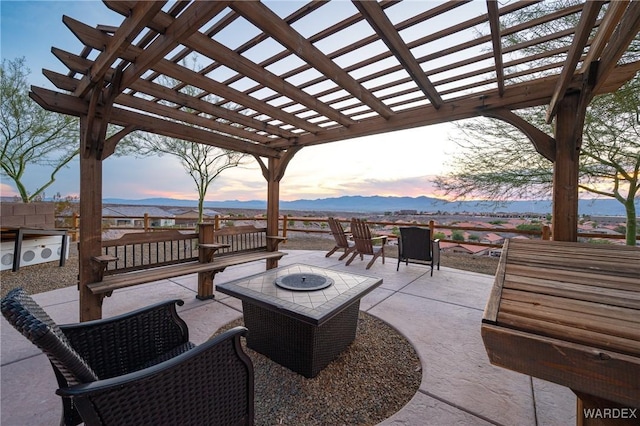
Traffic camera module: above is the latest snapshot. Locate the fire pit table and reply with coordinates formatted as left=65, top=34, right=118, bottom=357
left=216, top=263, right=382, bottom=377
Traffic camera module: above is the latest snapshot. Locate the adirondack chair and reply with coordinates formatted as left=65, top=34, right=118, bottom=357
left=325, top=217, right=357, bottom=260
left=346, top=218, right=387, bottom=269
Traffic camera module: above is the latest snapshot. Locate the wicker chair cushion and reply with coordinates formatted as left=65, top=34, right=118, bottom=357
left=1, top=287, right=99, bottom=385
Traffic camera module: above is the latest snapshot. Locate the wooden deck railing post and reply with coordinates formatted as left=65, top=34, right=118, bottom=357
left=197, top=223, right=216, bottom=299
left=72, top=213, right=79, bottom=242
left=214, top=215, right=220, bottom=231
left=282, top=215, right=288, bottom=244
left=429, top=220, right=435, bottom=235
left=542, top=225, right=551, bottom=240
left=144, top=213, right=150, bottom=231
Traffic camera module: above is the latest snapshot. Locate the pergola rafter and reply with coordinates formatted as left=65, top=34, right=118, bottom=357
left=30, top=2, right=639, bottom=336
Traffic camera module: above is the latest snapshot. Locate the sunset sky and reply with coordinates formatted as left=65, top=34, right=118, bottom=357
left=1, top=1, right=464, bottom=202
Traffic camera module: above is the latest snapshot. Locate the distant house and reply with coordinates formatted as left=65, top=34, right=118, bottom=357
left=173, top=209, right=221, bottom=225
left=102, top=206, right=175, bottom=227
left=482, top=233, right=505, bottom=245
left=440, top=242, right=490, bottom=256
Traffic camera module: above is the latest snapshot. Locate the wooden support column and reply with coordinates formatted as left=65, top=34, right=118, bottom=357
left=257, top=148, right=300, bottom=269
left=552, top=93, right=582, bottom=242
left=78, top=115, right=105, bottom=321
left=197, top=223, right=216, bottom=299
left=266, top=157, right=281, bottom=270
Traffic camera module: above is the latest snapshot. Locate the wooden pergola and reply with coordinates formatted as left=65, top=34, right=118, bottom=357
left=30, top=0, right=639, bottom=322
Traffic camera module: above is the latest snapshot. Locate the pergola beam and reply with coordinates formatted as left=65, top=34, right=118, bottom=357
left=486, top=0, right=505, bottom=96
left=116, top=1, right=230, bottom=92
left=267, top=72, right=579, bottom=149
left=73, top=1, right=166, bottom=98
left=232, top=1, right=395, bottom=120
left=579, top=1, right=628, bottom=72
left=46, top=59, right=278, bottom=145
left=353, top=0, right=443, bottom=109
left=592, top=0, right=640, bottom=95
left=106, top=1, right=357, bottom=129
left=62, top=15, right=322, bottom=136
left=30, top=87, right=282, bottom=158
left=546, top=1, right=604, bottom=123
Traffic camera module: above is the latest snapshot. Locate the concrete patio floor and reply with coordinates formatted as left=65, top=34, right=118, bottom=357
left=1, top=249, right=576, bottom=425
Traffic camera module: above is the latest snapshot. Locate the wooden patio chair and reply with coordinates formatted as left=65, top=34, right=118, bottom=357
left=325, top=217, right=357, bottom=260
left=346, top=218, right=387, bottom=269
left=1, top=287, right=254, bottom=426
left=397, top=226, right=441, bottom=276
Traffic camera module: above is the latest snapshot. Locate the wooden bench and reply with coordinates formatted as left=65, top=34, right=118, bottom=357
left=482, top=238, right=640, bottom=420
left=87, top=225, right=286, bottom=300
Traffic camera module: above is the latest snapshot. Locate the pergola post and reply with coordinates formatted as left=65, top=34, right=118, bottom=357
left=266, top=157, right=281, bottom=270
left=552, top=93, right=582, bottom=242
left=78, top=115, right=105, bottom=321
left=259, top=149, right=300, bottom=269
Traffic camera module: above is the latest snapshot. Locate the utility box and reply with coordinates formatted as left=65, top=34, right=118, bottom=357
left=0, top=235, right=69, bottom=271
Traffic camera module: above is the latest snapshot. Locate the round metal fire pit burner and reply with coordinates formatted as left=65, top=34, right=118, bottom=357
left=274, top=273, right=334, bottom=291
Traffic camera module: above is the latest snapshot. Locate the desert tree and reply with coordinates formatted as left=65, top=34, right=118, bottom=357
left=1, top=57, right=79, bottom=202
left=133, top=134, right=247, bottom=224
left=124, top=57, right=249, bottom=224
left=436, top=2, right=639, bottom=245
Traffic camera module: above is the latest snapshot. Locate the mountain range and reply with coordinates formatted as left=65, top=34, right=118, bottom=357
left=102, top=195, right=632, bottom=216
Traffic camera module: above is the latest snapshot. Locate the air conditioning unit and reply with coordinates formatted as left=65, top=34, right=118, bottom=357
left=0, top=236, right=69, bottom=271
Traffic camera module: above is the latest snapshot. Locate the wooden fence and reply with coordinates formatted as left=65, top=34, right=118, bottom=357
left=56, top=213, right=634, bottom=249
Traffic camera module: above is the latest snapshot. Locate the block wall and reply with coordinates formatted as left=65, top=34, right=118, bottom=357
left=0, top=202, right=56, bottom=228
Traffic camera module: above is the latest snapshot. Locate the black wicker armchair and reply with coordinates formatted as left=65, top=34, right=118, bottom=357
left=1, top=287, right=254, bottom=426
left=397, top=227, right=441, bottom=275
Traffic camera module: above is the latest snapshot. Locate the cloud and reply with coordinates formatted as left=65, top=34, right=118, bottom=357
left=0, top=182, right=19, bottom=198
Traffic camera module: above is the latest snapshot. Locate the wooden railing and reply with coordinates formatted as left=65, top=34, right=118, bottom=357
left=55, top=212, right=635, bottom=247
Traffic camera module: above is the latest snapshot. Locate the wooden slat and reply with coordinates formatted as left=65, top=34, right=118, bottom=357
left=117, top=1, right=229, bottom=92
left=61, top=14, right=321, bottom=135
left=496, top=311, right=640, bottom=357
left=481, top=324, right=640, bottom=408
left=501, top=288, right=640, bottom=324
left=504, top=264, right=640, bottom=292
left=483, top=238, right=640, bottom=406
left=503, top=274, right=640, bottom=309
left=592, top=0, right=640, bottom=95
left=482, top=238, right=509, bottom=323
left=499, top=298, right=639, bottom=341
left=101, top=230, right=197, bottom=247
left=29, top=87, right=281, bottom=158
left=88, top=251, right=286, bottom=294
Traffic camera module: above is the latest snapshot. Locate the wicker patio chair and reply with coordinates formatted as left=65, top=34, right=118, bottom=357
left=346, top=218, right=387, bottom=269
left=1, top=287, right=254, bottom=426
left=397, top=227, right=441, bottom=276
left=325, top=217, right=357, bottom=260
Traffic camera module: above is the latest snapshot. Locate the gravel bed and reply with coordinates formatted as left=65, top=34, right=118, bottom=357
left=214, top=312, right=421, bottom=426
